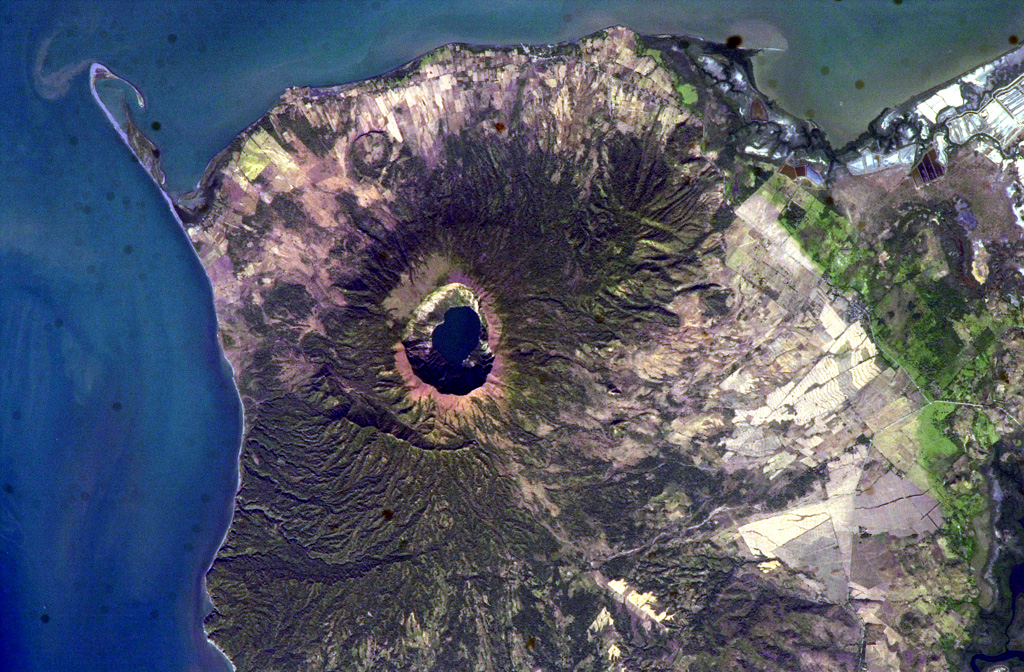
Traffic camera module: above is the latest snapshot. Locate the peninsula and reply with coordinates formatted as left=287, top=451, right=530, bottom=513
left=92, top=26, right=1024, bottom=672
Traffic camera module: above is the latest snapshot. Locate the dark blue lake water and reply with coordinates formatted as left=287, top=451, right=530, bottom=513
left=2, top=1, right=1024, bottom=670
left=433, top=307, right=481, bottom=365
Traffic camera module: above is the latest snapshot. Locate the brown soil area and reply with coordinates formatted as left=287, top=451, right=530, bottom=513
left=833, top=148, right=1021, bottom=244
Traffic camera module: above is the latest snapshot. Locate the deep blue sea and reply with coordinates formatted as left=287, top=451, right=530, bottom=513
left=1, top=1, right=1023, bottom=670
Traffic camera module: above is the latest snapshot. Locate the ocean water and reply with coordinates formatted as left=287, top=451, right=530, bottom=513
left=0, top=14, right=241, bottom=669
left=1, top=1, right=1022, bottom=670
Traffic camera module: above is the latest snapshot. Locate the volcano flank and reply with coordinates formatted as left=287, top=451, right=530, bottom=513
left=166, top=24, right=971, bottom=672
left=181, top=28, right=741, bottom=667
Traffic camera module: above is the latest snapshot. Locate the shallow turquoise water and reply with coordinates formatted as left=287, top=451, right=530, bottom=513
left=25, top=1, right=1024, bottom=193
left=1, top=1, right=1022, bottom=670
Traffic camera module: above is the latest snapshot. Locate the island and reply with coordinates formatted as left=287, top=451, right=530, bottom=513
left=92, top=26, right=1024, bottom=672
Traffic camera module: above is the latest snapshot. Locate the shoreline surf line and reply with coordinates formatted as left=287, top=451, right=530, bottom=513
left=87, top=61, right=242, bottom=672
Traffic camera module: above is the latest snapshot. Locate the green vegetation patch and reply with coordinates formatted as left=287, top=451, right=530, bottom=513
left=917, top=402, right=960, bottom=480
left=775, top=182, right=875, bottom=292
left=765, top=174, right=1016, bottom=402
left=677, top=83, right=699, bottom=105
left=972, top=409, right=1001, bottom=450
left=916, top=401, right=983, bottom=561
left=941, top=485, right=985, bottom=562
left=761, top=173, right=1014, bottom=562
left=634, top=37, right=700, bottom=108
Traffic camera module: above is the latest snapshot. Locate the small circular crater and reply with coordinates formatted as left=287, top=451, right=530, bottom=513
left=349, top=130, right=393, bottom=180
left=855, top=79, right=865, bottom=90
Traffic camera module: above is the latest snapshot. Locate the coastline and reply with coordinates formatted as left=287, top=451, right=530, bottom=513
left=749, top=20, right=1024, bottom=147
left=87, top=62, right=243, bottom=672
left=88, top=26, right=1024, bottom=668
